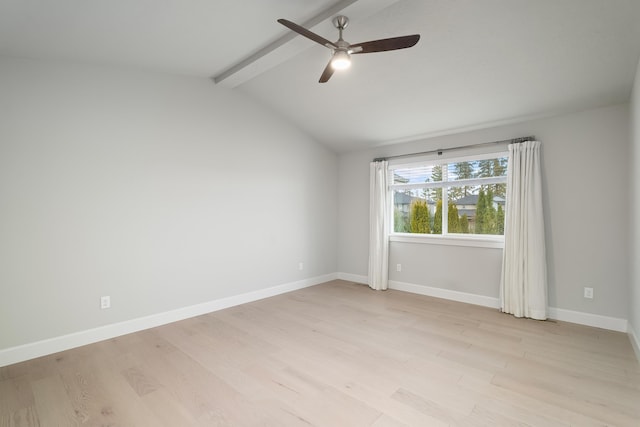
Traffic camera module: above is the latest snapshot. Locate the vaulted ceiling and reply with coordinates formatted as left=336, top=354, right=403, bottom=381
left=2, top=0, right=640, bottom=152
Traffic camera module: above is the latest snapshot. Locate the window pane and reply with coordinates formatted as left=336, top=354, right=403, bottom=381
left=447, top=185, right=506, bottom=235
left=393, top=165, right=443, bottom=185
left=446, top=160, right=476, bottom=181
left=393, top=189, right=435, bottom=233
left=446, top=157, right=508, bottom=182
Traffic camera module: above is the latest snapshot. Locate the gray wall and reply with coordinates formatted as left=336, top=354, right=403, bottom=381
left=630, top=57, right=640, bottom=351
left=1, top=53, right=635, bottom=354
left=338, top=104, right=630, bottom=319
left=0, top=57, right=338, bottom=350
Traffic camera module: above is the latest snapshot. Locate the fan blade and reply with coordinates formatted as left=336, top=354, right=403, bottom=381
left=278, top=19, right=337, bottom=49
left=319, top=60, right=335, bottom=83
left=351, top=34, right=420, bottom=54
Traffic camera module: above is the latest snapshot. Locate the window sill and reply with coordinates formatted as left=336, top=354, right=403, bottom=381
left=389, top=233, right=504, bottom=249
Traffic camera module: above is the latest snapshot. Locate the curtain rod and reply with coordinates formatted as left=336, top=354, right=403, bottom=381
left=372, top=136, right=535, bottom=162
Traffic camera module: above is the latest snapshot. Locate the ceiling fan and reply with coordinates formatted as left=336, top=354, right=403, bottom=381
left=277, top=15, right=420, bottom=83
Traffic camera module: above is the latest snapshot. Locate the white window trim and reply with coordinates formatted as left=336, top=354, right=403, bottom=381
left=391, top=175, right=507, bottom=191
left=390, top=233, right=504, bottom=249
left=389, top=150, right=509, bottom=168
left=388, top=149, right=508, bottom=247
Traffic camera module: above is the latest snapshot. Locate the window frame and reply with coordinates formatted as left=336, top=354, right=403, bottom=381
left=388, top=150, right=508, bottom=248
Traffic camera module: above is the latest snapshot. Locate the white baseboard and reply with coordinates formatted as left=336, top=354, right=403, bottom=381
left=627, top=324, right=640, bottom=362
left=387, top=280, right=628, bottom=333
left=336, top=272, right=368, bottom=285
left=389, top=280, right=501, bottom=309
left=547, top=307, right=627, bottom=333
left=0, top=273, right=337, bottom=368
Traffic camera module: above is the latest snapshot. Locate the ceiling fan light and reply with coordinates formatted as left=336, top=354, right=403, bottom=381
left=331, top=50, right=351, bottom=70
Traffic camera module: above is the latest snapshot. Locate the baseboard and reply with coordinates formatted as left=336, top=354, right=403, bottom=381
left=336, top=272, right=368, bottom=285
left=627, top=324, right=640, bottom=362
left=547, top=307, right=627, bottom=333
left=388, top=280, right=501, bottom=309
left=0, top=273, right=337, bottom=368
left=387, top=279, right=628, bottom=333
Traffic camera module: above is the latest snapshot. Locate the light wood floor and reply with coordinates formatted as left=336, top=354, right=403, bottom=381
left=1, top=280, right=639, bottom=426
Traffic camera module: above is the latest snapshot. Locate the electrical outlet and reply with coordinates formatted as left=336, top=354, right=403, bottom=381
left=100, top=296, right=111, bottom=309
left=583, top=287, right=594, bottom=299
left=396, top=264, right=402, bottom=272
left=298, top=262, right=304, bottom=271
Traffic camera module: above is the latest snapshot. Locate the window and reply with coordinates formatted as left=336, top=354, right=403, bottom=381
left=390, top=152, right=508, bottom=241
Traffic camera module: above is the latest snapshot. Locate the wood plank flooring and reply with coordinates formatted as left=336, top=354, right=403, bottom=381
left=1, top=280, right=639, bottom=426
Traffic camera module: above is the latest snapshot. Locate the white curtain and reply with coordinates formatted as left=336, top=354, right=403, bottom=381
left=500, top=141, right=547, bottom=320
left=368, top=160, right=390, bottom=290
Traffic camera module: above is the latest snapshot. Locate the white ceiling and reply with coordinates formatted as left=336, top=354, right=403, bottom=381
left=2, top=0, right=640, bottom=152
